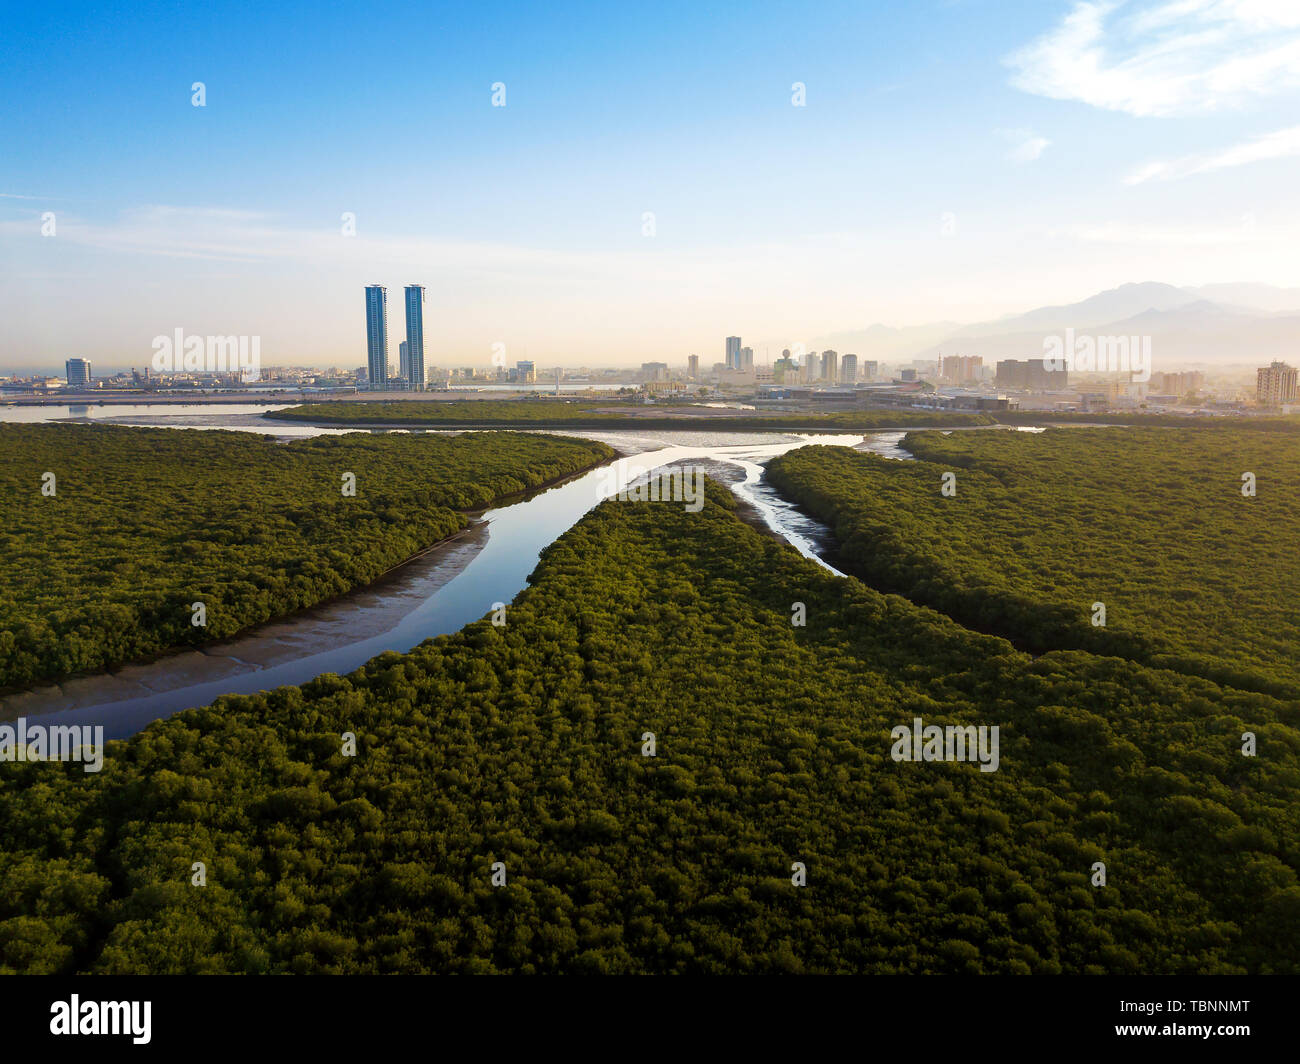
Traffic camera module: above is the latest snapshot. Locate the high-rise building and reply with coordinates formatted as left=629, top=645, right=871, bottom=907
left=1152, top=370, right=1205, bottom=395
left=996, top=358, right=1069, bottom=390
left=821, top=350, right=838, bottom=382
left=941, top=354, right=983, bottom=384
left=517, top=360, right=536, bottom=383
left=1257, top=361, right=1298, bottom=406
left=365, top=285, right=389, bottom=389
left=65, top=358, right=91, bottom=387
left=740, top=346, right=754, bottom=371
left=687, top=354, right=699, bottom=378
left=399, top=341, right=410, bottom=382
left=641, top=361, right=669, bottom=382
left=804, top=352, right=821, bottom=382
left=725, top=336, right=742, bottom=370
left=404, top=285, right=426, bottom=389
left=863, top=360, right=878, bottom=381
left=841, top=354, right=858, bottom=383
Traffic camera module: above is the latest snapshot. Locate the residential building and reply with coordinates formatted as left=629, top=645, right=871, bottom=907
left=996, top=358, right=1069, bottom=390
left=821, top=350, right=838, bottom=382
left=941, top=354, right=983, bottom=384
left=1152, top=370, right=1205, bottom=395
left=364, top=284, right=388, bottom=389
left=404, top=285, right=426, bottom=389
left=725, top=336, right=742, bottom=370
left=1257, top=361, right=1298, bottom=407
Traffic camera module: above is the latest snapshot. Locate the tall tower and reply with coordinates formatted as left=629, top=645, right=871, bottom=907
left=365, top=285, right=388, bottom=389
left=404, top=285, right=426, bottom=390
left=822, top=350, right=838, bottom=382
left=725, top=336, right=741, bottom=370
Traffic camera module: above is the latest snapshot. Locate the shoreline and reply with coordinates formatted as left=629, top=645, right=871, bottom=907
left=0, top=452, right=620, bottom=718
left=259, top=415, right=996, bottom=433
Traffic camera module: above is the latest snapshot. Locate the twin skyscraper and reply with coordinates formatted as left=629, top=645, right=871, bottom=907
left=364, top=284, right=426, bottom=390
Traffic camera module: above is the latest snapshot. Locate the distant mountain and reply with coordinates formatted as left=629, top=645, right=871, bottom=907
left=913, top=284, right=1300, bottom=368
left=956, top=282, right=1198, bottom=337
left=765, top=282, right=1300, bottom=369
left=1091, top=302, right=1300, bottom=367
left=798, top=322, right=961, bottom=362
left=1183, top=283, right=1300, bottom=316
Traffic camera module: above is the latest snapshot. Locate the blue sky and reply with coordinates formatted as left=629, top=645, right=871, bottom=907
left=4, top=0, right=1300, bottom=370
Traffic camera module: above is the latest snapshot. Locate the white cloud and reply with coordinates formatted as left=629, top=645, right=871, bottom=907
left=998, top=127, right=1052, bottom=162
left=1124, top=123, right=1300, bottom=182
left=1005, top=0, right=1300, bottom=116
left=0, top=204, right=912, bottom=293
left=0, top=205, right=622, bottom=274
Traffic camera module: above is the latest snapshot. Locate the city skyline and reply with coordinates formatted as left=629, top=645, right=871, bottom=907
left=5, top=1, right=1300, bottom=368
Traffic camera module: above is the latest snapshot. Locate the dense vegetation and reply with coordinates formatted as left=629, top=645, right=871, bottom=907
left=265, top=399, right=995, bottom=432
left=767, top=427, right=1300, bottom=698
left=2, top=478, right=1297, bottom=974
left=267, top=399, right=1298, bottom=435
left=270, top=399, right=634, bottom=424
left=0, top=425, right=613, bottom=689
left=994, top=410, right=1300, bottom=432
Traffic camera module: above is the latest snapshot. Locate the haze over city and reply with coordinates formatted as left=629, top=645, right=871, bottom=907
left=6, top=0, right=1300, bottom=370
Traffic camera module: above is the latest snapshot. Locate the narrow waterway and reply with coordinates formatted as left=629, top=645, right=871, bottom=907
left=0, top=421, right=915, bottom=740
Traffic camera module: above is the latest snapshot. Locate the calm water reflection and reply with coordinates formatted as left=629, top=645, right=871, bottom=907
left=0, top=417, right=912, bottom=739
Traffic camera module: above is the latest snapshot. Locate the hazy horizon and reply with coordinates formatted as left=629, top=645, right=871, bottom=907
left=5, top=0, right=1300, bottom=369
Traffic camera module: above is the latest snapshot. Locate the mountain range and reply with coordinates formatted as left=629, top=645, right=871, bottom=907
left=797, top=283, right=1300, bottom=369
